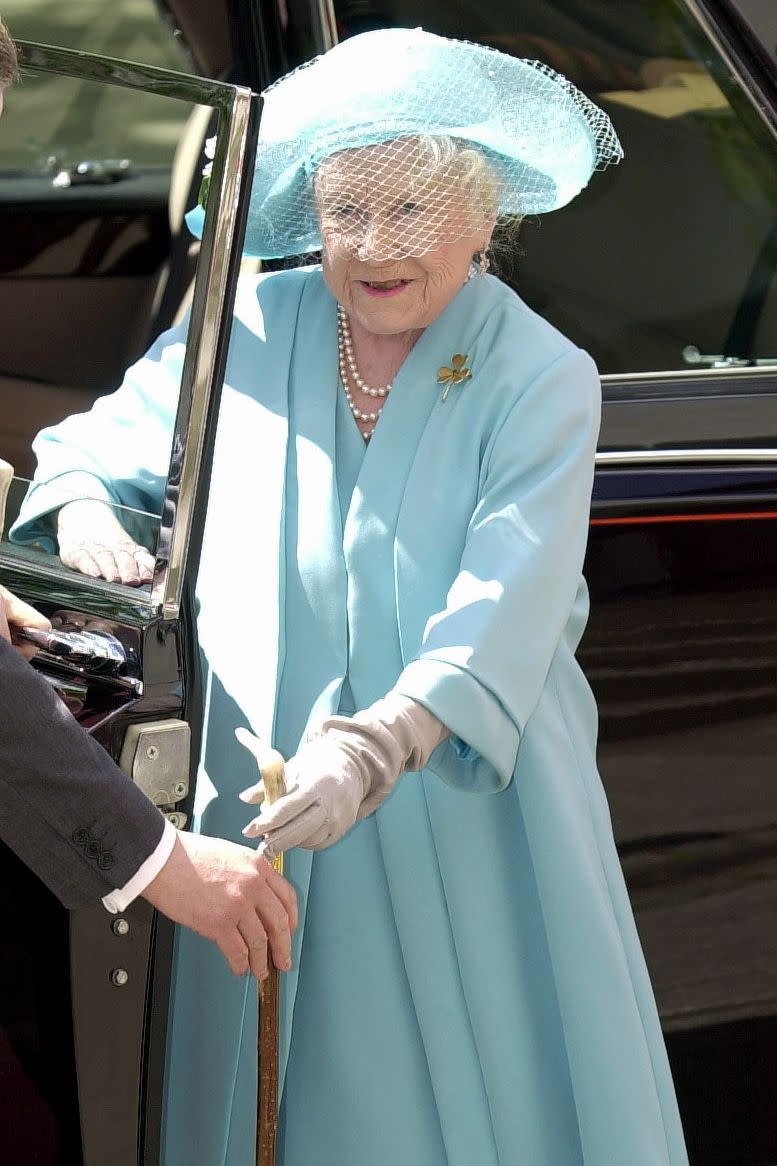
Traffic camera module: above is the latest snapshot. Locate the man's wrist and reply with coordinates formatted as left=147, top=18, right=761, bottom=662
left=102, top=818, right=177, bottom=914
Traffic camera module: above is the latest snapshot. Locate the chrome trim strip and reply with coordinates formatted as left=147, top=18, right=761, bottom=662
left=313, top=0, right=339, bottom=50
left=34, top=653, right=143, bottom=694
left=596, top=448, right=777, bottom=466
left=159, top=88, right=255, bottom=619
left=601, top=364, right=777, bottom=385
left=16, top=42, right=232, bottom=103
left=683, top=0, right=777, bottom=141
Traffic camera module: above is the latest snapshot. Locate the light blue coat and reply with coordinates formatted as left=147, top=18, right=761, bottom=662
left=13, top=268, right=688, bottom=1165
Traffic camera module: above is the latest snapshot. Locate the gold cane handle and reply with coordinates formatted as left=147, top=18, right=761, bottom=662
left=257, top=746, right=286, bottom=1166
left=259, top=747, right=287, bottom=812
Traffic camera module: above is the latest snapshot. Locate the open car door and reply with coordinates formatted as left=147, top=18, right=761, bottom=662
left=0, top=42, right=259, bottom=1166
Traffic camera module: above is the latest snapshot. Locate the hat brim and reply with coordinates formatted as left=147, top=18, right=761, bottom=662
left=188, top=29, right=622, bottom=259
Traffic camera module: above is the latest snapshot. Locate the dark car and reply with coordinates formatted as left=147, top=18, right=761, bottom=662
left=1, top=2, right=776, bottom=1163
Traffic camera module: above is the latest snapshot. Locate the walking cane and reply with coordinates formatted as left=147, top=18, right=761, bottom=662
left=255, top=747, right=287, bottom=1166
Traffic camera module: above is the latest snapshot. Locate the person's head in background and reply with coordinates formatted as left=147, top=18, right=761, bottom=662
left=0, top=18, right=19, bottom=115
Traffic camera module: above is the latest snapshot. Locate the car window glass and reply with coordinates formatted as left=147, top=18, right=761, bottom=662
left=332, top=0, right=777, bottom=376
left=0, top=1, right=193, bottom=169
left=3, top=477, right=160, bottom=578
left=0, top=66, right=200, bottom=482
left=0, top=56, right=235, bottom=608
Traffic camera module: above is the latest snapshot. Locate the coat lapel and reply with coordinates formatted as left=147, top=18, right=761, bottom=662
left=343, top=276, right=489, bottom=703
left=284, top=272, right=351, bottom=738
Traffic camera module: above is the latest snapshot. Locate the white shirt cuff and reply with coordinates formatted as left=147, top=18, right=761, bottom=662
left=102, top=819, right=177, bottom=914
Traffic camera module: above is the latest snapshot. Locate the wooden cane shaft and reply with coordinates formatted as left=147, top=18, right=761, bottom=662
left=256, top=750, right=286, bottom=1166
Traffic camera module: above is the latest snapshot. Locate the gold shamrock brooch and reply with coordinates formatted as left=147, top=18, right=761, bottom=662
left=438, top=353, right=472, bottom=401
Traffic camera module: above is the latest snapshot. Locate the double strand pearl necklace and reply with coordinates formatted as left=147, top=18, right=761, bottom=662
left=337, top=305, right=392, bottom=439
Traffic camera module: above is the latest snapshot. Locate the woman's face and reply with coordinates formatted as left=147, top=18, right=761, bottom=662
left=317, top=141, right=494, bottom=336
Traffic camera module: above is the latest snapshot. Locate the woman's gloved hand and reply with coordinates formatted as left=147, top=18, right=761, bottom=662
left=238, top=693, right=449, bottom=856
left=238, top=730, right=368, bottom=855
left=57, top=499, right=155, bottom=586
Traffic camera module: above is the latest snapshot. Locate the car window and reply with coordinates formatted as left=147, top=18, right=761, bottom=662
left=0, top=1, right=194, bottom=170
left=333, top=0, right=777, bottom=376
left=0, top=64, right=200, bottom=592
left=3, top=476, right=160, bottom=577
left=0, top=47, right=256, bottom=617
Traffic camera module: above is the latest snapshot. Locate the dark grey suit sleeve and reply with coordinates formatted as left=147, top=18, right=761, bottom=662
left=0, top=637, right=166, bottom=909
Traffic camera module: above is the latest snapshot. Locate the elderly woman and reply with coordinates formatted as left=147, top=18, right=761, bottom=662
left=13, top=28, right=688, bottom=1166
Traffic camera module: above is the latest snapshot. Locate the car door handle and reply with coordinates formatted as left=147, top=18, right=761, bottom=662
left=682, top=344, right=777, bottom=368
left=16, top=625, right=129, bottom=672
left=50, top=158, right=133, bottom=188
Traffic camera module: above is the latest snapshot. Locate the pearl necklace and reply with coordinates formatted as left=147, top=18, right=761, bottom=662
left=337, top=306, right=392, bottom=438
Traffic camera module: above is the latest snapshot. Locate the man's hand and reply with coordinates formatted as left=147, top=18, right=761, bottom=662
left=141, top=832, right=297, bottom=979
left=0, top=584, right=51, bottom=660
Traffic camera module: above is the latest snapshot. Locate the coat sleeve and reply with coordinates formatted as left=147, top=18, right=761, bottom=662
left=10, top=321, right=188, bottom=552
left=0, top=637, right=165, bottom=908
left=394, top=346, right=601, bottom=791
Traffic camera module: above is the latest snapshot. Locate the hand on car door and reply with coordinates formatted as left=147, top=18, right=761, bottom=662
left=57, top=499, right=155, bottom=585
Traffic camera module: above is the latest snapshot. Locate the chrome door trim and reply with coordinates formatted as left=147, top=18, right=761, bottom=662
left=16, top=41, right=237, bottom=104
left=596, top=448, right=777, bottom=466
left=601, top=365, right=777, bottom=385
left=157, top=87, right=255, bottom=618
left=683, top=0, right=777, bottom=140
left=312, top=0, right=338, bottom=50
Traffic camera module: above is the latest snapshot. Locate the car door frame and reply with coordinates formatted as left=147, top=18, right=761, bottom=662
left=2, top=42, right=261, bottom=1166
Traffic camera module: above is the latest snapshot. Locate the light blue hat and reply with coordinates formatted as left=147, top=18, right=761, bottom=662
left=188, top=27, right=623, bottom=259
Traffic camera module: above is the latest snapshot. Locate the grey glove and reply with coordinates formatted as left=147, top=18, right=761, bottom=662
left=238, top=693, right=449, bottom=854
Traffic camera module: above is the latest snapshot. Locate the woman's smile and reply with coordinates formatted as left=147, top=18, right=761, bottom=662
left=358, top=278, right=412, bottom=297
